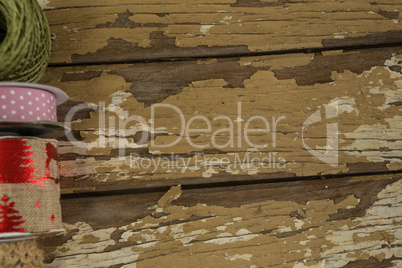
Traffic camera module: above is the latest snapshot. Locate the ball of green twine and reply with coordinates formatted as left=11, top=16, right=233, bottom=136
left=0, top=0, right=51, bottom=83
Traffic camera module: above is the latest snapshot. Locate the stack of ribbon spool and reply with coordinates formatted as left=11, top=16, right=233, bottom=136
left=0, top=0, right=68, bottom=266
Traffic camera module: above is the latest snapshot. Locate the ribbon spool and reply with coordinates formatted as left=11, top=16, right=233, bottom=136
left=0, top=0, right=51, bottom=83
left=0, top=137, right=63, bottom=239
left=0, top=82, right=69, bottom=138
left=0, top=238, right=44, bottom=267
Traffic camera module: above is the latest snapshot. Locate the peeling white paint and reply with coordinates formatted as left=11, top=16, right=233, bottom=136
left=276, top=226, right=293, bottom=233
left=42, top=178, right=402, bottom=267
left=37, top=0, right=53, bottom=9
left=48, top=247, right=138, bottom=268
left=343, top=116, right=402, bottom=163
left=204, top=233, right=259, bottom=245
left=333, top=32, right=347, bottom=39
left=141, top=234, right=156, bottom=242
left=200, top=25, right=215, bottom=35
left=45, top=223, right=137, bottom=268
left=158, top=226, right=167, bottom=234
left=225, top=253, right=253, bottom=261
left=180, top=229, right=209, bottom=246
left=304, top=248, right=312, bottom=258
left=235, top=228, right=251, bottom=236
left=294, top=219, right=305, bottom=230
left=217, top=225, right=227, bottom=231
left=136, top=241, right=158, bottom=248
left=333, top=97, right=358, bottom=114
left=202, top=167, right=219, bottom=178
left=170, top=224, right=184, bottom=235
left=320, top=179, right=402, bottom=267
left=220, top=15, right=233, bottom=25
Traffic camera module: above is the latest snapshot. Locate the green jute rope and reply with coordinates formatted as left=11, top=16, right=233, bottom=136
left=0, top=0, right=51, bottom=83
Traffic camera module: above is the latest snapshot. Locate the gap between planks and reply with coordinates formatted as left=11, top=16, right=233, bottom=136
left=48, top=41, right=402, bottom=68
left=60, top=169, right=402, bottom=199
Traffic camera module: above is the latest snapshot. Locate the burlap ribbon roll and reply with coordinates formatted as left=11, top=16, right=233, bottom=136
left=0, top=137, right=63, bottom=236
left=0, top=238, right=44, bottom=267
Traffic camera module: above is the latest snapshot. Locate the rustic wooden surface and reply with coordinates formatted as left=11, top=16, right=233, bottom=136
left=38, top=174, right=402, bottom=267
left=38, top=47, right=402, bottom=193
left=35, top=0, right=402, bottom=267
left=42, top=0, right=402, bottom=64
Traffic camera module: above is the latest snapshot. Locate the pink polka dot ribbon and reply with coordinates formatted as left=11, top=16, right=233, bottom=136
left=0, top=87, right=57, bottom=122
left=0, top=83, right=67, bottom=124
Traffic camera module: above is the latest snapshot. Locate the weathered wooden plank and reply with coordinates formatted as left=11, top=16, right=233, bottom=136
left=38, top=174, right=402, bottom=267
left=42, top=0, right=402, bottom=64
left=39, top=47, right=402, bottom=193
left=37, top=48, right=402, bottom=192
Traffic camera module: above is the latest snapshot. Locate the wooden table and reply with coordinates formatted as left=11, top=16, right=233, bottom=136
left=38, top=0, right=402, bottom=267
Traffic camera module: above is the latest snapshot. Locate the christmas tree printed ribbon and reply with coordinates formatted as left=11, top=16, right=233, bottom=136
left=0, top=137, right=63, bottom=235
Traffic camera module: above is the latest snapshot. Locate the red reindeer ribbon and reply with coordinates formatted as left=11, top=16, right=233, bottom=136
left=0, top=137, right=63, bottom=235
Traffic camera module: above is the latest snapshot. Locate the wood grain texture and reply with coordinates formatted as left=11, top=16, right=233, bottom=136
left=42, top=0, right=402, bottom=64
left=38, top=174, right=402, bottom=267
left=33, top=1, right=402, bottom=266
left=39, top=47, right=402, bottom=193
